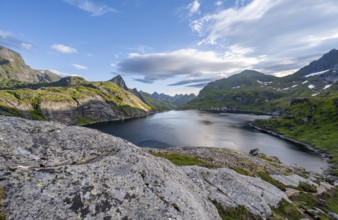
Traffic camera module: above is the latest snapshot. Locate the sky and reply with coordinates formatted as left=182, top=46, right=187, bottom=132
left=1, top=0, right=338, bottom=95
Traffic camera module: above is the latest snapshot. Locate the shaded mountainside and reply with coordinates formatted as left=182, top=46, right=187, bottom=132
left=109, top=75, right=177, bottom=111
left=1, top=116, right=336, bottom=219
left=151, top=92, right=196, bottom=106
left=187, top=50, right=338, bottom=114
left=0, top=81, right=150, bottom=125
left=0, top=46, right=61, bottom=84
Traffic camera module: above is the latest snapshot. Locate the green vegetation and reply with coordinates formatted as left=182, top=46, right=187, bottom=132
left=211, top=200, right=260, bottom=220
left=297, top=181, right=317, bottom=193
left=0, top=81, right=152, bottom=123
left=149, top=151, right=222, bottom=168
left=269, top=199, right=304, bottom=220
left=257, top=171, right=286, bottom=191
left=137, top=91, right=177, bottom=112
left=254, top=92, right=338, bottom=176
left=232, top=167, right=252, bottom=176
left=0, top=188, right=6, bottom=220
left=290, top=188, right=338, bottom=217
left=74, top=117, right=97, bottom=125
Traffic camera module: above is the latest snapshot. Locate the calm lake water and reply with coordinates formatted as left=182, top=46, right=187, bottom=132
left=86, top=110, right=325, bottom=173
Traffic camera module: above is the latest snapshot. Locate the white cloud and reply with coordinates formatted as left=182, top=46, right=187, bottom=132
left=64, top=0, right=117, bottom=16
left=20, top=42, right=32, bottom=50
left=51, top=44, right=77, bottom=54
left=215, top=1, right=223, bottom=6
left=72, top=64, right=88, bottom=70
left=49, top=69, right=83, bottom=77
left=0, top=30, right=11, bottom=39
left=187, top=0, right=200, bottom=16
left=86, top=53, right=93, bottom=57
left=118, top=48, right=262, bottom=81
left=190, top=0, right=338, bottom=75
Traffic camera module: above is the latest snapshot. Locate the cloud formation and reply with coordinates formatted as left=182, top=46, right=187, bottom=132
left=118, top=48, right=261, bottom=81
left=72, top=63, right=88, bottom=70
left=0, top=30, right=33, bottom=50
left=51, top=44, right=77, bottom=54
left=168, top=78, right=212, bottom=86
left=191, top=0, right=338, bottom=75
left=187, top=0, right=200, bottom=16
left=64, top=0, right=116, bottom=16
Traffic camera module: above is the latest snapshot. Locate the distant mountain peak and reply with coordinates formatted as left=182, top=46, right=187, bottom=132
left=293, top=48, right=338, bottom=77
left=109, top=74, right=129, bottom=90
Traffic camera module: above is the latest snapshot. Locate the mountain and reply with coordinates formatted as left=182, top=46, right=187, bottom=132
left=0, top=47, right=152, bottom=124
left=136, top=90, right=177, bottom=111
left=109, top=75, right=129, bottom=91
left=188, top=51, right=338, bottom=114
left=0, top=46, right=61, bottom=83
left=292, top=49, right=338, bottom=78
left=151, top=92, right=196, bottom=106
left=109, top=75, right=177, bottom=111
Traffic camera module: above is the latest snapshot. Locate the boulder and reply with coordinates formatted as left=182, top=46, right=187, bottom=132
left=249, top=148, right=260, bottom=156
left=0, top=116, right=220, bottom=220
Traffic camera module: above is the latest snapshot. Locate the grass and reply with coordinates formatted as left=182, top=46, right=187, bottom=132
left=232, top=167, right=252, bottom=176
left=257, top=171, right=286, bottom=191
left=297, top=181, right=317, bottom=193
left=290, top=188, right=338, bottom=218
left=75, top=117, right=97, bottom=125
left=211, top=200, right=260, bottom=220
left=253, top=93, right=338, bottom=177
left=0, top=188, right=6, bottom=220
left=149, top=151, right=222, bottom=168
left=269, top=199, right=304, bottom=220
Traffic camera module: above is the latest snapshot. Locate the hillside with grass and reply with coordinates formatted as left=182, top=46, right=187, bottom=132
left=253, top=88, right=338, bottom=177
left=0, top=80, right=151, bottom=124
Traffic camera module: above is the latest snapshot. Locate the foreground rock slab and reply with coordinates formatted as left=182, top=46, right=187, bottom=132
left=0, top=116, right=220, bottom=220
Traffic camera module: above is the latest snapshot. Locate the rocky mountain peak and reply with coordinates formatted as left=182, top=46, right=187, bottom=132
left=294, top=48, right=338, bottom=77
left=109, top=74, right=129, bottom=91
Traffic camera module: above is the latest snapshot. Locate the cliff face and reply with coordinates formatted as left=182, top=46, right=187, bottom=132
left=0, top=81, right=151, bottom=124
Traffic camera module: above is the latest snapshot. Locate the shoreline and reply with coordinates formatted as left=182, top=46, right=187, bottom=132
left=249, top=122, right=332, bottom=178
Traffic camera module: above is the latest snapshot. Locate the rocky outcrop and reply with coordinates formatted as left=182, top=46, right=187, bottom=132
left=109, top=75, right=129, bottom=91
left=183, top=166, right=288, bottom=218
left=0, top=116, right=220, bottom=219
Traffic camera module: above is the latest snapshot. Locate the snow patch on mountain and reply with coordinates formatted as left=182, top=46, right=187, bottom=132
left=308, top=84, right=315, bottom=89
left=323, top=84, right=332, bottom=90
left=305, top=70, right=329, bottom=78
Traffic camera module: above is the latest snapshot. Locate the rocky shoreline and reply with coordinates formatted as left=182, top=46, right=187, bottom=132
left=249, top=122, right=333, bottom=180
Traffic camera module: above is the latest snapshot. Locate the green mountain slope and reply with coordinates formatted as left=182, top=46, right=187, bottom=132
left=188, top=50, right=338, bottom=114
left=253, top=89, right=338, bottom=177
left=109, top=75, right=177, bottom=112
left=0, top=46, right=61, bottom=83
left=0, top=81, right=151, bottom=125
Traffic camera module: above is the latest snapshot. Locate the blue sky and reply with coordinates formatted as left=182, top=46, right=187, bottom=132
left=1, top=0, right=338, bottom=95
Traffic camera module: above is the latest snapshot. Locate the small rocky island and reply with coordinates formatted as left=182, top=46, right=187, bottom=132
left=0, top=116, right=336, bottom=219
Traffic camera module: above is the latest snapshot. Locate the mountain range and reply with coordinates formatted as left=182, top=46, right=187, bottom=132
left=187, top=49, right=338, bottom=115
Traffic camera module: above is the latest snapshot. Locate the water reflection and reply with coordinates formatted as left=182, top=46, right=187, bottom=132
left=86, top=110, right=325, bottom=173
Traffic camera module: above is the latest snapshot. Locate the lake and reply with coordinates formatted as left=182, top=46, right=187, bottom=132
left=86, top=110, right=325, bottom=173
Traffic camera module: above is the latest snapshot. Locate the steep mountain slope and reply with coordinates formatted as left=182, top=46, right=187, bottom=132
left=151, top=92, right=196, bottom=106
left=109, top=75, right=129, bottom=91
left=109, top=75, right=177, bottom=111
left=0, top=81, right=151, bottom=124
left=291, top=49, right=338, bottom=78
left=188, top=50, right=338, bottom=114
left=187, top=70, right=286, bottom=114
left=0, top=46, right=61, bottom=83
